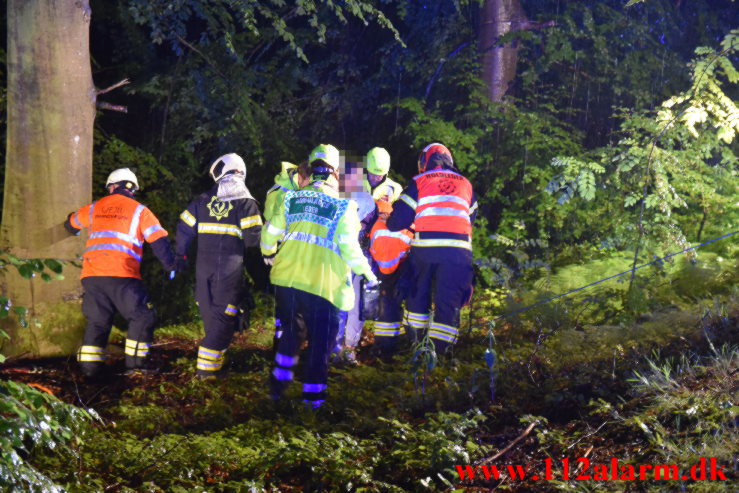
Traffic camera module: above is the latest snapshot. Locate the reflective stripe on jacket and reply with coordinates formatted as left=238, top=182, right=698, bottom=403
left=369, top=219, right=412, bottom=275
left=363, top=176, right=403, bottom=203
left=175, top=185, right=262, bottom=259
left=413, top=169, right=473, bottom=235
left=387, top=168, right=478, bottom=251
left=261, top=180, right=375, bottom=311
left=72, top=193, right=168, bottom=279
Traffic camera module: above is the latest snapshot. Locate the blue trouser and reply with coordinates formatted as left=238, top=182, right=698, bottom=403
left=271, top=286, right=341, bottom=407
left=405, top=247, right=473, bottom=354
left=335, top=273, right=364, bottom=352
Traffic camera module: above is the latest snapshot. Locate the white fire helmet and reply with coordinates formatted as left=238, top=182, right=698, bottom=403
left=209, top=153, right=247, bottom=182
left=105, top=168, right=139, bottom=191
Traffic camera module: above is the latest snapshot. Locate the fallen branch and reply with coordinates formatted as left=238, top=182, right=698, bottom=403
left=575, top=446, right=594, bottom=475
left=96, top=78, right=130, bottom=96
left=97, top=102, right=128, bottom=113
left=477, top=420, right=539, bottom=464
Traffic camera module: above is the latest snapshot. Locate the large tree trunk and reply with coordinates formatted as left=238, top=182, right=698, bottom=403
left=1, top=0, right=95, bottom=357
left=479, top=0, right=528, bottom=103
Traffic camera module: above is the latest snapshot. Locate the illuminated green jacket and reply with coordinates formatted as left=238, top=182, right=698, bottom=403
left=264, top=162, right=302, bottom=223
left=364, top=176, right=403, bottom=203
left=261, top=177, right=376, bottom=311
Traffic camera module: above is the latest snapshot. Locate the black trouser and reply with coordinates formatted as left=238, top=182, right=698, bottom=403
left=372, top=269, right=405, bottom=356
left=194, top=256, right=244, bottom=375
left=79, top=276, right=156, bottom=372
left=405, top=247, right=473, bottom=354
left=271, top=286, right=341, bottom=407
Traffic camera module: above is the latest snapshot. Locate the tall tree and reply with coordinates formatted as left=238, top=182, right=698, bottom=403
left=479, top=0, right=553, bottom=102
left=0, top=0, right=95, bottom=357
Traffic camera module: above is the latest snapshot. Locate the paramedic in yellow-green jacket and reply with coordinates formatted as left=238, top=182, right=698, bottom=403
left=263, top=160, right=311, bottom=348
left=261, top=144, right=378, bottom=408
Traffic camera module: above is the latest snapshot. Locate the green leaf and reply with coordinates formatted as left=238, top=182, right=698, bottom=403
left=43, top=259, right=63, bottom=274
left=18, top=264, right=34, bottom=279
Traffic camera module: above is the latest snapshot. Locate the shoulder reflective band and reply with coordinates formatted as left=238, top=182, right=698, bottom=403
left=128, top=204, right=145, bottom=238
left=282, top=231, right=341, bottom=256
left=89, top=230, right=143, bottom=247
left=180, top=210, right=196, bottom=227
left=143, top=224, right=164, bottom=241
left=197, top=223, right=242, bottom=238
left=417, top=194, right=470, bottom=208
left=240, top=215, right=262, bottom=229
left=89, top=201, right=96, bottom=226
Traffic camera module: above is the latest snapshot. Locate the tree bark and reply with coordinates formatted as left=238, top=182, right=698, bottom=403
left=480, top=0, right=529, bottom=103
left=1, top=0, right=95, bottom=357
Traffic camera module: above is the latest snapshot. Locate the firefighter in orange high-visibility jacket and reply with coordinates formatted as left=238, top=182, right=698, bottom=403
left=369, top=200, right=413, bottom=357
left=175, top=153, right=263, bottom=378
left=64, top=168, right=177, bottom=378
left=386, top=143, right=478, bottom=354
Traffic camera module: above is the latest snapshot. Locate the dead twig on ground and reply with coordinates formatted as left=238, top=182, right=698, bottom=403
left=477, top=420, right=539, bottom=464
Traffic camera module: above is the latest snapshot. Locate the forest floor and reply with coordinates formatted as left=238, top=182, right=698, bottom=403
left=1, top=283, right=738, bottom=491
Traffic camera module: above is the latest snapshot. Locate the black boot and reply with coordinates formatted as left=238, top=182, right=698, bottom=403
left=79, top=361, right=104, bottom=378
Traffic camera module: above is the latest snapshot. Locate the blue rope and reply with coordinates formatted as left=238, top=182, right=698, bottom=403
left=490, top=230, right=739, bottom=322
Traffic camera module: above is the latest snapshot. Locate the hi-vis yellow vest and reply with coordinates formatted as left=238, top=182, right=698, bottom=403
left=261, top=182, right=376, bottom=311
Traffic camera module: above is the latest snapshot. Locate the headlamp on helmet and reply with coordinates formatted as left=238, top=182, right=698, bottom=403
left=105, top=168, right=139, bottom=191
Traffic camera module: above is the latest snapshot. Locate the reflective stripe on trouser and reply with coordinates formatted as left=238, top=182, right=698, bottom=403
left=197, top=346, right=225, bottom=373
left=125, top=339, right=150, bottom=357
left=78, top=345, right=106, bottom=362
left=405, top=247, right=473, bottom=352
left=373, top=272, right=406, bottom=354
left=272, top=352, right=298, bottom=382
left=374, top=321, right=403, bottom=337
left=80, top=276, right=156, bottom=361
left=195, top=260, right=243, bottom=355
left=271, top=286, right=340, bottom=403
left=124, top=338, right=152, bottom=370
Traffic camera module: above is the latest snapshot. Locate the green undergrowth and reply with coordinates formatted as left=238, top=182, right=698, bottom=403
left=13, top=252, right=739, bottom=491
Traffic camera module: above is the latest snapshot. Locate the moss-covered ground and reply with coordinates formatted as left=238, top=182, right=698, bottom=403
left=1, top=253, right=737, bottom=492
